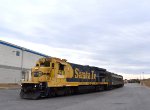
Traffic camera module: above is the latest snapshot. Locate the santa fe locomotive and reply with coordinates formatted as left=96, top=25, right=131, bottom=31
left=20, top=57, right=124, bottom=99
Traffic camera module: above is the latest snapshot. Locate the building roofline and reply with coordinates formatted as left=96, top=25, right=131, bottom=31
left=0, top=40, right=49, bottom=57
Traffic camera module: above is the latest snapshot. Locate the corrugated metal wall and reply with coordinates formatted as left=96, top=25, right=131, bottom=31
left=0, top=41, right=48, bottom=83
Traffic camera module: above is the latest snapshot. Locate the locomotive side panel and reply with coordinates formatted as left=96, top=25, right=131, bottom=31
left=66, top=63, right=107, bottom=84
left=67, top=64, right=96, bottom=82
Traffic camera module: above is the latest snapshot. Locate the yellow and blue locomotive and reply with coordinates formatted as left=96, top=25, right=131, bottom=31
left=20, top=57, right=124, bottom=99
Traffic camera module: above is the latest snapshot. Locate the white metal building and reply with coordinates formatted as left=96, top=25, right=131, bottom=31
left=0, top=40, right=48, bottom=83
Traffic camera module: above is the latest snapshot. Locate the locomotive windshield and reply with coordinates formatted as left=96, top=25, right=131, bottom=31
left=40, top=61, right=50, bottom=67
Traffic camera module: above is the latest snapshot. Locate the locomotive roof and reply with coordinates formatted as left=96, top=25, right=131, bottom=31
left=106, top=71, right=123, bottom=79
left=69, top=63, right=106, bottom=71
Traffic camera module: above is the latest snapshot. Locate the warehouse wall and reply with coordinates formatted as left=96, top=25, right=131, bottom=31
left=0, top=44, right=22, bottom=67
left=0, top=68, right=21, bottom=83
left=0, top=41, right=48, bottom=83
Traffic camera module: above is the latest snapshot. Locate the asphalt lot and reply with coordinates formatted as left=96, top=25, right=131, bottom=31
left=0, top=83, right=150, bottom=110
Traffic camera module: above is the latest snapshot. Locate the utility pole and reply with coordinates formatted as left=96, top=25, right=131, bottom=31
left=140, top=73, right=142, bottom=85
left=142, top=72, right=144, bottom=80
left=21, top=48, right=25, bottom=82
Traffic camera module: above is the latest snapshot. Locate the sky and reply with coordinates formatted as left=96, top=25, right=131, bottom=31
left=0, top=0, right=150, bottom=79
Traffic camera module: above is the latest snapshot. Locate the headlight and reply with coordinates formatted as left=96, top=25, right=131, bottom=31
left=38, top=72, right=42, bottom=76
left=33, top=71, right=43, bottom=77
left=34, top=85, right=37, bottom=87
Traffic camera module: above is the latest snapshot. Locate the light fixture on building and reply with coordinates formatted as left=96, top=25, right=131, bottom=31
left=12, top=50, right=20, bottom=56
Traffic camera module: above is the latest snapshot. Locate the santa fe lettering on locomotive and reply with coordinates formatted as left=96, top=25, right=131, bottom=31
left=74, top=68, right=96, bottom=79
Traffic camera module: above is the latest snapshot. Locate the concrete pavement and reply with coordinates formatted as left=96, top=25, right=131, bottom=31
left=0, top=83, right=150, bottom=110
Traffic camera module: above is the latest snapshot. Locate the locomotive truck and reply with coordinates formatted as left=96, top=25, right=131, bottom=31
left=20, top=57, right=124, bottom=99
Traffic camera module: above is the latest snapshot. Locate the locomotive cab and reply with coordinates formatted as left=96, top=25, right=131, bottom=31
left=28, top=57, right=71, bottom=83
left=31, top=58, right=52, bottom=82
left=20, top=58, right=54, bottom=99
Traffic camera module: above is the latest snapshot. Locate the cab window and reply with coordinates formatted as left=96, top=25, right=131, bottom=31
left=36, top=64, right=39, bottom=67
left=52, top=63, right=55, bottom=68
left=59, top=64, right=64, bottom=70
left=40, top=61, right=50, bottom=67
